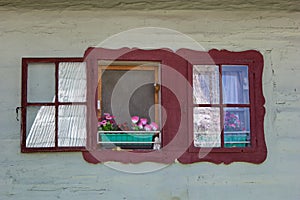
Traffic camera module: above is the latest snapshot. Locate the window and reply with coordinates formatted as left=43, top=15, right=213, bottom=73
left=21, top=58, right=86, bottom=152
left=97, top=64, right=161, bottom=149
left=192, top=65, right=250, bottom=148
left=177, top=49, right=267, bottom=164
left=21, top=48, right=267, bottom=164
left=82, top=48, right=190, bottom=163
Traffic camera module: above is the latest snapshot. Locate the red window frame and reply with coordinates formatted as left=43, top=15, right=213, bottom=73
left=21, top=48, right=267, bottom=165
left=82, top=48, right=191, bottom=164
left=177, top=49, right=267, bottom=164
left=21, top=58, right=85, bottom=152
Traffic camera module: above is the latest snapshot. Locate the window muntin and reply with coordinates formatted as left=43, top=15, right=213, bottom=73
left=193, top=65, right=250, bottom=148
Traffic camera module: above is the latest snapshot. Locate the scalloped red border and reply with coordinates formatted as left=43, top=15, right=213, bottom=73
left=81, top=47, right=267, bottom=165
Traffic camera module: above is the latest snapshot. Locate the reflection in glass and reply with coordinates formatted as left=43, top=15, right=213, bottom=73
left=224, top=107, right=250, bottom=148
left=193, top=65, right=219, bottom=104
left=28, top=63, right=55, bottom=102
left=194, top=107, right=220, bottom=147
left=58, top=105, right=86, bottom=147
left=26, top=106, right=55, bottom=147
left=222, top=65, right=249, bottom=104
left=59, top=62, right=86, bottom=102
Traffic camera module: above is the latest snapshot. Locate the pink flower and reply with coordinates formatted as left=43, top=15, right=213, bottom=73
left=105, top=115, right=112, bottom=120
left=131, top=116, right=139, bottom=124
left=137, top=122, right=143, bottom=129
left=140, top=118, right=147, bottom=125
left=100, top=120, right=107, bottom=126
left=150, top=122, right=159, bottom=131
left=144, top=124, right=152, bottom=131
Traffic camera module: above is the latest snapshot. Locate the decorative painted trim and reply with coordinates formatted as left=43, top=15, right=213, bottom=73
left=82, top=47, right=267, bottom=164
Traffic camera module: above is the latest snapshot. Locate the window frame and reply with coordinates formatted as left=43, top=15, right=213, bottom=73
left=82, top=48, right=191, bottom=164
left=21, top=58, right=86, bottom=153
left=177, top=49, right=267, bottom=164
left=96, top=64, right=161, bottom=149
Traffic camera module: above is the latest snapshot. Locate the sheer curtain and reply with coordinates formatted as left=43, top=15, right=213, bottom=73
left=223, top=71, right=240, bottom=104
left=222, top=66, right=248, bottom=104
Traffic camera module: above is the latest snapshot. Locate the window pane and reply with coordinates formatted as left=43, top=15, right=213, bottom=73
left=224, top=107, right=250, bottom=148
left=101, top=69, right=156, bottom=124
left=222, top=65, right=249, bottom=104
left=194, top=107, right=221, bottom=147
left=59, top=62, right=87, bottom=102
left=26, top=106, right=55, bottom=147
left=58, top=105, right=86, bottom=147
left=193, top=65, right=219, bottom=104
left=28, top=63, right=55, bottom=102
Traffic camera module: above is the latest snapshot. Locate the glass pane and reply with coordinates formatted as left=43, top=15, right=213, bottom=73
left=59, top=62, right=87, bottom=102
left=224, top=107, right=250, bottom=148
left=101, top=69, right=156, bottom=125
left=28, top=63, right=55, bottom=102
left=58, top=105, right=86, bottom=147
left=26, top=106, right=55, bottom=147
left=193, top=65, right=219, bottom=104
left=194, top=107, right=221, bottom=147
left=222, top=65, right=249, bottom=104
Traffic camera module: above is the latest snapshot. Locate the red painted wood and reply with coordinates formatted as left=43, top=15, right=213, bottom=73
left=21, top=147, right=84, bottom=153
left=21, top=58, right=28, bottom=150
left=55, top=62, right=59, bottom=148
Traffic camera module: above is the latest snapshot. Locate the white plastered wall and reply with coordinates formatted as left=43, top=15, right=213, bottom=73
left=0, top=7, right=299, bottom=200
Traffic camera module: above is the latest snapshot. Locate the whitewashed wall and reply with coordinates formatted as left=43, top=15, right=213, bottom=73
left=0, top=7, right=299, bottom=200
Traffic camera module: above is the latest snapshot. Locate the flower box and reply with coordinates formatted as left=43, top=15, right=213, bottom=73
left=98, top=131, right=159, bottom=149
left=97, top=113, right=160, bottom=149
left=224, top=133, right=249, bottom=148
